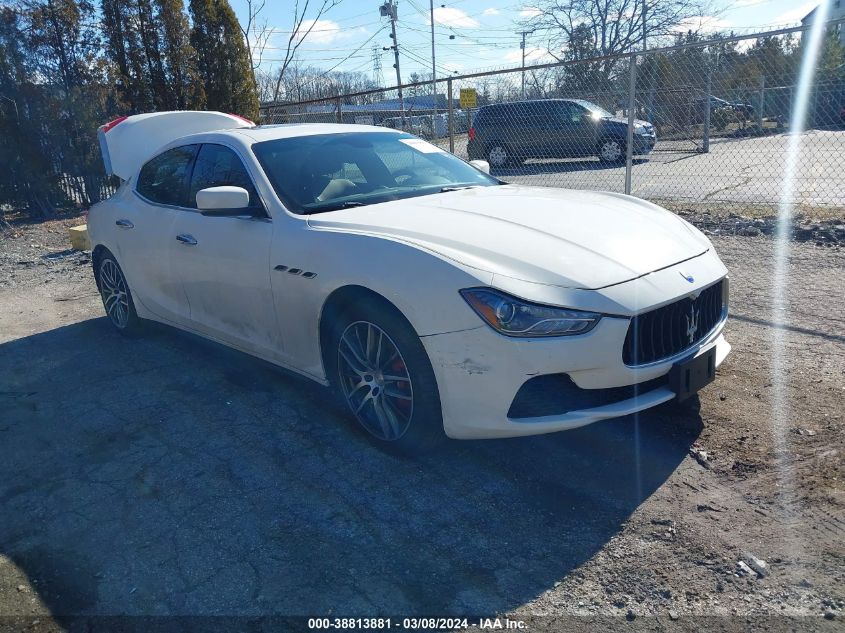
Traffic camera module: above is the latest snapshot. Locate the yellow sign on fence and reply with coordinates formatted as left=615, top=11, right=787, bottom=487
left=459, top=88, right=477, bottom=109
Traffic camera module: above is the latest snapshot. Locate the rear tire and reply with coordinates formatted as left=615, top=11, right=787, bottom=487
left=96, top=252, right=143, bottom=336
left=328, top=299, right=445, bottom=455
left=486, top=142, right=513, bottom=168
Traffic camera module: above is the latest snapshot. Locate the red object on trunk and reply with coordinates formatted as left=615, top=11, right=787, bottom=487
left=101, top=116, right=128, bottom=133
left=228, top=113, right=255, bottom=126
left=468, top=127, right=476, bottom=141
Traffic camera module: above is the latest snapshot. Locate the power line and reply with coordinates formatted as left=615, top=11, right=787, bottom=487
left=281, top=25, right=389, bottom=95
left=400, top=47, right=455, bottom=77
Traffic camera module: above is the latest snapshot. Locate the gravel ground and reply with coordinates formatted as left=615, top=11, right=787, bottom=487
left=0, top=212, right=843, bottom=632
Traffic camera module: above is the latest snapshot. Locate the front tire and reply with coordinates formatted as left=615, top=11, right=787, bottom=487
left=329, top=300, right=445, bottom=455
left=96, top=253, right=143, bottom=335
left=598, top=137, right=625, bottom=163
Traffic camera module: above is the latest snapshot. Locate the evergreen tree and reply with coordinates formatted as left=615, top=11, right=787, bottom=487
left=101, top=0, right=154, bottom=111
left=101, top=0, right=203, bottom=112
left=0, top=7, right=57, bottom=215
left=190, top=0, right=259, bottom=120
left=156, top=0, right=205, bottom=109
left=17, top=0, right=114, bottom=208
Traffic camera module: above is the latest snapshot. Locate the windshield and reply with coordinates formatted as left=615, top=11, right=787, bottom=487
left=252, top=131, right=500, bottom=214
left=572, top=99, right=613, bottom=119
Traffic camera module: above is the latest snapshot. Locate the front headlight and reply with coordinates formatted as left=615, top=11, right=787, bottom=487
left=460, top=288, right=601, bottom=337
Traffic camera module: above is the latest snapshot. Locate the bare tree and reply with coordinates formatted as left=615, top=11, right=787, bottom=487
left=520, top=0, right=718, bottom=65
left=271, top=0, right=344, bottom=103
left=239, top=0, right=272, bottom=87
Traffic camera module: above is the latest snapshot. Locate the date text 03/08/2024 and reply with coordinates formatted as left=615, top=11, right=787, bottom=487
left=307, top=617, right=527, bottom=630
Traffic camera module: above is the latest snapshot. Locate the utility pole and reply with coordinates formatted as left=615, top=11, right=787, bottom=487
left=517, top=30, right=533, bottom=99
left=429, top=0, right=437, bottom=116
left=642, top=0, right=647, bottom=52
left=380, top=0, right=405, bottom=125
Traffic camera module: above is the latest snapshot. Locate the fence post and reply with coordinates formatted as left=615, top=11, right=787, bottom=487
left=447, top=78, right=454, bottom=154
left=335, top=97, right=342, bottom=123
left=757, top=75, right=765, bottom=130
left=624, top=54, right=637, bottom=195
left=703, top=66, right=712, bottom=154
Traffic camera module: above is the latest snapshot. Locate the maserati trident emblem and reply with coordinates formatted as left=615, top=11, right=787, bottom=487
left=685, top=304, right=701, bottom=344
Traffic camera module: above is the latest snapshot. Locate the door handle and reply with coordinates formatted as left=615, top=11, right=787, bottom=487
left=176, top=234, right=197, bottom=246
left=115, top=219, right=134, bottom=229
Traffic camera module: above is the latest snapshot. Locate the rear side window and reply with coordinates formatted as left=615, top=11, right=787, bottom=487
left=188, top=143, right=260, bottom=208
left=136, top=145, right=198, bottom=206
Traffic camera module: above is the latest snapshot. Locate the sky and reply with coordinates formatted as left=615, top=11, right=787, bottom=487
left=228, top=0, right=823, bottom=80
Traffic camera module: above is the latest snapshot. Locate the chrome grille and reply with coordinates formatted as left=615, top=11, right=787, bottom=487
left=623, top=280, right=725, bottom=366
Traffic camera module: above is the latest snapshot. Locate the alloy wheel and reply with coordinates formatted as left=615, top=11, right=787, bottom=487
left=600, top=140, right=623, bottom=162
left=488, top=145, right=508, bottom=167
left=99, top=259, right=130, bottom=329
left=337, top=321, right=414, bottom=441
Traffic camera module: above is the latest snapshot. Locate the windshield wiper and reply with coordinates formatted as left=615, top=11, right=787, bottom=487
left=439, top=185, right=480, bottom=193
left=303, top=201, right=366, bottom=214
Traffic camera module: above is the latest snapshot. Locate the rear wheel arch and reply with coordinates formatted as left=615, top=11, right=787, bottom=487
left=92, top=244, right=112, bottom=290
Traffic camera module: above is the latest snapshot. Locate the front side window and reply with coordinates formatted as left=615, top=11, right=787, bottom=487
left=136, top=145, right=198, bottom=206
left=253, top=132, right=500, bottom=215
left=573, top=99, right=612, bottom=119
left=188, top=143, right=260, bottom=209
left=556, top=102, right=585, bottom=124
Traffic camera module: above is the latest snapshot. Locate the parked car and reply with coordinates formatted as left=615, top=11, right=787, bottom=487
left=694, top=96, right=755, bottom=123
left=90, top=111, right=730, bottom=454
left=380, top=115, right=432, bottom=138
left=466, top=98, right=656, bottom=166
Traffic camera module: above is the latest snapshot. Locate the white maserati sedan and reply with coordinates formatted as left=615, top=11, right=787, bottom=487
left=89, top=111, right=730, bottom=453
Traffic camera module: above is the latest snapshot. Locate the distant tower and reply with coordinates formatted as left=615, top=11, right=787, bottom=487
left=372, top=44, right=385, bottom=87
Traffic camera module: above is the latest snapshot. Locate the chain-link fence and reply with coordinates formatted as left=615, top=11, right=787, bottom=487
left=261, top=21, right=845, bottom=214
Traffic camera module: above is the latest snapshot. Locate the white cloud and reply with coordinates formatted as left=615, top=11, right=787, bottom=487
left=286, top=19, right=366, bottom=45
left=734, top=0, right=769, bottom=6
left=430, top=7, right=479, bottom=28
left=773, top=1, right=818, bottom=25
left=520, top=7, right=542, bottom=19
left=676, top=15, right=733, bottom=32
left=482, top=8, right=500, bottom=16
left=503, top=46, right=553, bottom=64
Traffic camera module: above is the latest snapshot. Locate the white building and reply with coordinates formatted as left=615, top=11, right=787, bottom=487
left=801, top=1, right=845, bottom=47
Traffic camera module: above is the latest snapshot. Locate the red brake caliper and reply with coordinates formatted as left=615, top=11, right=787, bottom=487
left=391, top=357, right=411, bottom=411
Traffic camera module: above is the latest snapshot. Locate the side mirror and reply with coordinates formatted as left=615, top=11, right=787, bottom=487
left=469, top=160, right=490, bottom=174
left=197, top=186, right=258, bottom=217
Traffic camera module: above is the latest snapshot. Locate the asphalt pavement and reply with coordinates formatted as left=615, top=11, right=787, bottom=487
left=444, top=130, right=845, bottom=208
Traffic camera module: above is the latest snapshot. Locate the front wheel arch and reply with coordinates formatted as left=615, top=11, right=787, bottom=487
left=319, top=285, right=416, bottom=382
left=319, top=285, right=444, bottom=453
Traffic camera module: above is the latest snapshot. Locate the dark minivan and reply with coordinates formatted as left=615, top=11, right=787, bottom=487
left=466, top=99, right=656, bottom=167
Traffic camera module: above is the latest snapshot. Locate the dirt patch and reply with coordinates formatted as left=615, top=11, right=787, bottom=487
left=0, top=217, right=843, bottom=628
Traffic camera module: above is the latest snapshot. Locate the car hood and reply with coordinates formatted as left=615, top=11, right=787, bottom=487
left=603, top=116, right=651, bottom=128
left=306, top=185, right=709, bottom=289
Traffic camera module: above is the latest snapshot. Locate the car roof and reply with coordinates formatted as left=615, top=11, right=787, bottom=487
left=481, top=98, right=575, bottom=109
left=211, top=122, right=403, bottom=144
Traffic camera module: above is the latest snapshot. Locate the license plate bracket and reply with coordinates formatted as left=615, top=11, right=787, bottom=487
left=669, top=347, right=717, bottom=401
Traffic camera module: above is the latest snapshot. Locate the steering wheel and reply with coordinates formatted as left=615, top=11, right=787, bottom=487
left=392, top=168, right=418, bottom=185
